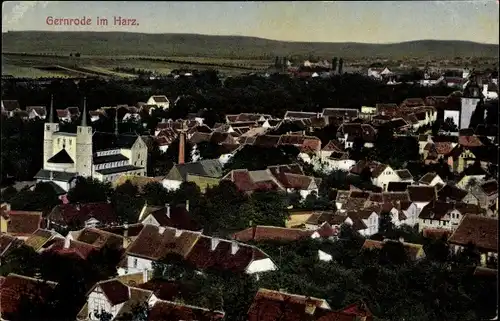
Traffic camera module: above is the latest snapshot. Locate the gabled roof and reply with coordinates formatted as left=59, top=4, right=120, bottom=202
left=395, top=169, right=413, bottom=180
left=231, top=226, right=314, bottom=242
left=47, top=148, right=74, bottom=164
left=0, top=234, right=23, bottom=257
left=143, top=205, right=201, bottom=231
left=94, top=279, right=130, bottom=306
left=166, top=159, right=223, bottom=181
left=0, top=274, right=58, bottom=319
left=48, top=202, right=118, bottom=228
left=478, top=180, right=498, bottom=196
left=408, top=186, right=436, bottom=203
left=92, top=133, right=141, bottom=153
left=26, top=106, right=47, bottom=117
left=148, top=299, right=225, bottom=321
left=248, top=288, right=331, bottom=321
left=150, top=95, right=170, bottom=103
left=4, top=210, right=43, bottom=235
left=437, top=184, right=469, bottom=202
left=322, top=139, right=343, bottom=152
left=419, top=172, right=440, bottom=185
left=448, top=215, right=498, bottom=252
left=24, top=229, right=63, bottom=251
left=1, top=100, right=20, bottom=111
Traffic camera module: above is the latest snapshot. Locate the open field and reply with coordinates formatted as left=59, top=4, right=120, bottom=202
left=2, top=31, right=498, bottom=59
left=2, top=52, right=268, bottom=78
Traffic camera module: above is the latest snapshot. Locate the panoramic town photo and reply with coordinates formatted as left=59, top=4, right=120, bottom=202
left=1, top=1, right=499, bottom=321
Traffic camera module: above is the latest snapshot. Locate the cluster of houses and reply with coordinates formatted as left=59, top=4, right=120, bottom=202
left=367, top=66, right=498, bottom=100
left=1, top=79, right=498, bottom=319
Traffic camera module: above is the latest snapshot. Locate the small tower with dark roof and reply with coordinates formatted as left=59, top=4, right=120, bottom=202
left=76, top=97, right=93, bottom=177
left=43, top=95, right=60, bottom=168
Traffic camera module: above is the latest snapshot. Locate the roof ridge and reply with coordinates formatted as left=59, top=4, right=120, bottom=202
left=154, top=298, right=226, bottom=314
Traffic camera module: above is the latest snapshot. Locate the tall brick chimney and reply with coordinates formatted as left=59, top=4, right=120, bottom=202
left=178, top=121, right=186, bottom=164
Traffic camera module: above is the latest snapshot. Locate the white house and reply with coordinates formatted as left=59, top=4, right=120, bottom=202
left=371, top=165, right=402, bottom=191
left=418, top=201, right=467, bottom=232
left=118, top=224, right=277, bottom=278
left=346, top=210, right=379, bottom=237
left=482, top=84, right=499, bottom=101
left=419, top=172, right=445, bottom=187
left=86, top=279, right=129, bottom=320
left=146, top=95, right=170, bottom=111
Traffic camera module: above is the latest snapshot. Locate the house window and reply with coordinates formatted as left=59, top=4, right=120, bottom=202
left=140, top=160, right=143, bottom=166
left=46, top=125, right=50, bottom=131
left=443, top=221, right=447, bottom=226
left=58, top=138, right=60, bottom=144
left=133, top=258, right=138, bottom=268
left=138, top=153, right=141, bottom=159
left=69, top=140, right=72, bottom=145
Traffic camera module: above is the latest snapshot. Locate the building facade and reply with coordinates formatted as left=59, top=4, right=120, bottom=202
left=35, top=97, right=148, bottom=191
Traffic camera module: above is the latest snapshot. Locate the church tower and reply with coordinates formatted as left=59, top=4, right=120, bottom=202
left=76, top=97, right=93, bottom=177
left=43, top=95, right=59, bottom=169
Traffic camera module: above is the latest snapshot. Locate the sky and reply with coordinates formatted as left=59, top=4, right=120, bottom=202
left=2, top=1, right=499, bottom=44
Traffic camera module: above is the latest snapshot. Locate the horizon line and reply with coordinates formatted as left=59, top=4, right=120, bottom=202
left=2, top=30, right=499, bottom=46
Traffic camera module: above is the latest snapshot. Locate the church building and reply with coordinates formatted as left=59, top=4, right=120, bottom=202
left=34, top=96, right=148, bottom=191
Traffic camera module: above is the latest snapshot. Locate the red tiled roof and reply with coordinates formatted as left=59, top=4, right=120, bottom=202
left=480, top=180, right=498, bottom=196
left=185, top=236, right=265, bottom=273
left=76, top=227, right=125, bottom=249
left=0, top=274, right=58, bottom=319
left=422, top=228, right=452, bottom=240
left=322, top=139, right=343, bottom=152
left=248, top=288, right=331, bottom=321
left=146, top=205, right=201, bottom=231
left=408, top=186, right=436, bottom=203
left=138, top=279, right=190, bottom=301
left=97, top=279, right=130, bottom=306
left=127, top=225, right=200, bottom=261
left=0, top=234, right=22, bottom=257
left=231, top=226, right=313, bottom=242
left=48, top=202, right=118, bottom=228
left=148, top=299, right=224, bottom=321
left=459, top=135, right=483, bottom=148
left=5, top=211, right=42, bottom=235
left=448, top=215, right=498, bottom=252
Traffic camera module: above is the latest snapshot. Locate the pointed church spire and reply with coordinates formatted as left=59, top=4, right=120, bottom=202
left=114, top=107, right=119, bottom=136
left=49, top=95, right=55, bottom=123
left=81, top=97, right=88, bottom=127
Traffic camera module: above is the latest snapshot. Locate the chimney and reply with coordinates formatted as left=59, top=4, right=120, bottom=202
left=210, top=237, right=220, bottom=251
left=49, top=171, right=54, bottom=180
left=76, top=203, right=81, bottom=211
left=399, top=237, right=404, bottom=243
left=178, top=131, right=185, bottom=164
left=165, top=204, right=171, bottom=218
left=231, top=241, right=239, bottom=255
left=185, top=200, right=189, bottom=211
left=64, top=236, right=71, bottom=249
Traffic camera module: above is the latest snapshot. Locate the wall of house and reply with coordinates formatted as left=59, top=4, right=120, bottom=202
left=87, top=288, right=125, bottom=320
left=245, top=258, right=277, bottom=274
left=462, top=193, right=479, bottom=205
left=37, top=179, right=70, bottom=192
left=318, top=250, right=333, bottom=262
left=118, top=255, right=153, bottom=276
left=443, top=110, right=460, bottom=127
left=457, top=175, right=486, bottom=189
left=141, top=215, right=160, bottom=226
left=365, top=213, right=379, bottom=235
left=372, top=167, right=401, bottom=191
left=403, top=203, right=419, bottom=227
left=418, top=218, right=453, bottom=232
left=162, top=179, right=183, bottom=191
left=147, top=97, right=169, bottom=109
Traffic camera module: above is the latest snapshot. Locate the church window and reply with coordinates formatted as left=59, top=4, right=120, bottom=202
left=138, top=153, right=141, bottom=159
left=46, top=125, right=50, bottom=131
left=58, top=138, right=60, bottom=144
left=69, top=140, right=72, bottom=145
left=140, top=160, right=143, bottom=166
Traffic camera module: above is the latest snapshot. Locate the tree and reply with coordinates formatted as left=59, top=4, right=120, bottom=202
left=67, top=177, right=112, bottom=203
left=142, top=181, right=171, bottom=206
left=1, top=185, right=18, bottom=202
left=378, top=211, right=395, bottom=236
left=250, top=190, right=289, bottom=226
left=224, top=145, right=300, bottom=172
left=111, top=181, right=144, bottom=223
left=0, top=245, right=40, bottom=277
left=196, top=141, right=223, bottom=160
